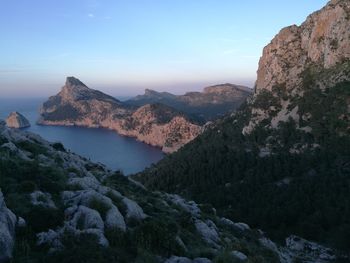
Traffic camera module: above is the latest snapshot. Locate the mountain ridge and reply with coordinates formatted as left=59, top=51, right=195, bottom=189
left=126, top=84, right=252, bottom=122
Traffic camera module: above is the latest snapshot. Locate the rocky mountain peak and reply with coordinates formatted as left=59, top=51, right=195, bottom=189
left=57, top=76, right=119, bottom=104
left=256, top=0, right=350, bottom=93
left=65, top=76, right=87, bottom=87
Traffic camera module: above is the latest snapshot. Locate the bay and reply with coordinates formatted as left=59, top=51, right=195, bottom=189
left=0, top=98, right=164, bottom=174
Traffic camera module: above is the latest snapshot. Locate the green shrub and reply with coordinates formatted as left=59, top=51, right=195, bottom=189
left=134, top=218, right=183, bottom=256
left=52, top=142, right=66, bottom=152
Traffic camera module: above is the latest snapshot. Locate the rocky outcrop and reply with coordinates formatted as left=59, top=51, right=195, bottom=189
left=244, top=0, right=350, bottom=134
left=127, top=84, right=252, bottom=121
left=256, top=0, right=350, bottom=93
left=6, top=112, right=30, bottom=128
left=39, top=77, right=201, bottom=153
left=0, top=191, right=17, bottom=262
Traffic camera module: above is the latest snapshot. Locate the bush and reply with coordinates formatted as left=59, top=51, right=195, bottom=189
left=134, top=218, right=184, bottom=256
left=52, top=142, right=66, bottom=152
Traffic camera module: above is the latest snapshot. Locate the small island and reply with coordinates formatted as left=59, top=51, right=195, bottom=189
left=6, top=111, right=31, bottom=128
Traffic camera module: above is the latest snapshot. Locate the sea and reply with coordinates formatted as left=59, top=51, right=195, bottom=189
left=0, top=98, right=164, bottom=175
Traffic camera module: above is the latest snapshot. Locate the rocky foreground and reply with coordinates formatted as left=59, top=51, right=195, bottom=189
left=0, top=121, right=338, bottom=262
left=39, top=77, right=202, bottom=153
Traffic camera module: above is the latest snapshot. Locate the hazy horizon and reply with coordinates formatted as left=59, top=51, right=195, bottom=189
left=0, top=0, right=327, bottom=97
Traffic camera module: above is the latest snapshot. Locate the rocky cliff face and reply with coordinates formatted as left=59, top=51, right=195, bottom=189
left=126, top=84, right=252, bottom=122
left=244, top=0, right=350, bottom=134
left=6, top=112, right=30, bottom=128
left=39, top=77, right=201, bottom=153
left=256, top=0, right=350, bottom=93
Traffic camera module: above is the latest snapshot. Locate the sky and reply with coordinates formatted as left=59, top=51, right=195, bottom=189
left=0, top=0, right=328, bottom=97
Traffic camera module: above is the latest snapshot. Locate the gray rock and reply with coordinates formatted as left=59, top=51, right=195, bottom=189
left=231, top=250, right=248, bottom=261
left=234, top=222, right=250, bottom=231
left=195, top=219, right=220, bottom=248
left=17, top=217, right=26, bottom=228
left=0, top=191, right=17, bottom=262
left=193, top=258, right=212, bottom=263
left=62, top=190, right=126, bottom=231
left=122, top=197, right=146, bottom=220
left=165, top=256, right=192, bottom=263
left=30, top=191, right=57, bottom=209
left=166, top=194, right=201, bottom=218
left=105, top=206, right=126, bottom=231
left=6, top=112, right=30, bottom=128
left=65, top=205, right=104, bottom=230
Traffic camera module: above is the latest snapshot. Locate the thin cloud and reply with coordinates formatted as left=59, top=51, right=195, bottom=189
left=88, top=13, right=95, bottom=18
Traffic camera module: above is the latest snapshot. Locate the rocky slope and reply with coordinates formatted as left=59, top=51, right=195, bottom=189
left=126, top=84, right=252, bottom=122
left=6, top=112, right=30, bottom=128
left=0, top=120, right=329, bottom=263
left=137, top=0, right=350, bottom=258
left=39, top=77, right=201, bottom=153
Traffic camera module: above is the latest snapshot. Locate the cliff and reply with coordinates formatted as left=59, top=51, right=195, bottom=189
left=244, top=0, right=350, bottom=134
left=39, top=77, right=201, bottom=153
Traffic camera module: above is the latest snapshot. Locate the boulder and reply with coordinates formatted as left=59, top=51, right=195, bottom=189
left=231, top=250, right=248, bottom=261
left=195, top=219, right=220, bottom=248
left=165, top=256, right=192, bottom=263
left=122, top=197, right=147, bottom=220
left=30, top=191, right=57, bottom=209
left=0, top=191, right=17, bottom=262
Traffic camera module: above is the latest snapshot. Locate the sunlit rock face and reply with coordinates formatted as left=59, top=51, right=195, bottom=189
left=244, top=0, right=350, bottom=135
left=256, top=0, right=350, bottom=93
left=6, top=112, right=30, bottom=128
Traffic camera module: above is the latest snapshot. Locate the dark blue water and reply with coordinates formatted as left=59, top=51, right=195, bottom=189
left=0, top=98, right=164, bottom=174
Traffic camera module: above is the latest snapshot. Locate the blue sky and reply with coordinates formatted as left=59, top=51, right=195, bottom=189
left=0, top=0, right=328, bottom=97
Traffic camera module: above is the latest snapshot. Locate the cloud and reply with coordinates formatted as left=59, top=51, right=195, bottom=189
left=88, top=13, right=95, bottom=18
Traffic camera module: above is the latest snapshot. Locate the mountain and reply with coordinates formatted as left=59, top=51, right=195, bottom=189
left=126, top=84, right=252, bottom=122
left=39, top=77, right=201, bottom=153
left=0, top=120, right=337, bottom=263
left=6, top=112, right=30, bottom=128
left=136, top=0, right=350, bottom=255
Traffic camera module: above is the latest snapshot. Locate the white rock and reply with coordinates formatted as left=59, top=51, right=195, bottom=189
left=0, top=191, right=17, bottom=262
left=234, top=222, right=250, bottom=231
left=62, top=190, right=126, bottom=231
left=105, top=206, right=126, bottom=231
left=193, top=258, right=212, bottom=263
left=37, top=229, right=63, bottom=250
left=30, top=191, right=57, bottom=209
left=65, top=205, right=104, bottom=231
left=17, top=217, right=26, bottom=228
left=231, top=250, right=248, bottom=261
left=122, top=197, right=146, bottom=220
left=195, top=219, right=220, bottom=248
left=165, top=256, right=192, bottom=263
left=165, top=194, right=201, bottom=218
